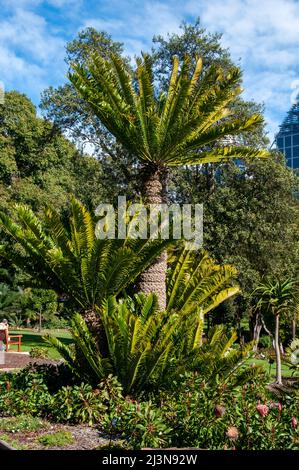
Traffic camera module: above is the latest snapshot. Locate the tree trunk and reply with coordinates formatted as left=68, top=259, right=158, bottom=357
left=38, top=307, right=42, bottom=333
left=253, top=312, right=262, bottom=352
left=138, top=164, right=168, bottom=310
left=82, top=308, right=109, bottom=356
left=292, top=318, right=296, bottom=340
left=274, top=314, right=282, bottom=385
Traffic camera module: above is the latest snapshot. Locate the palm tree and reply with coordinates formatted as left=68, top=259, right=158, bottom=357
left=69, top=53, right=269, bottom=308
left=255, top=279, right=297, bottom=384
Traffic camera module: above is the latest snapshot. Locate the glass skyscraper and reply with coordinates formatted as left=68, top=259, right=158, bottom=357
left=276, top=97, right=299, bottom=169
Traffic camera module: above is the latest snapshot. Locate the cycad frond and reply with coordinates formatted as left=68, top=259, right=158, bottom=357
left=70, top=52, right=269, bottom=166
left=167, top=247, right=240, bottom=315
left=0, top=198, right=172, bottom=311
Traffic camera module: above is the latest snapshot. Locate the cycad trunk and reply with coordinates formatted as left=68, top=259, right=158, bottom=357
left=82, top=308, right=108, bottom=356
left=138, top=165, right=168, bottom=310
left=274, top=314, right=282, bottom=385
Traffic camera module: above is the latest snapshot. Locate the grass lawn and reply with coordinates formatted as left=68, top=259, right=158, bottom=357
left=247, top=357, right=294, bottom=378
left=9, top=329, right=73, bottom=360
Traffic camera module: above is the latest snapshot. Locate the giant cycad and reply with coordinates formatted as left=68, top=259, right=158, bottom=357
left=0, top=197, right=171, bottom=340
left=69, top=52, right=268, bottom=308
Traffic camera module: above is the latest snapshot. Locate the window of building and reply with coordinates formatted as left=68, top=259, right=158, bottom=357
left=293, top=146, right=299, bottom=158
left=293, top=134, right=299, bottom=146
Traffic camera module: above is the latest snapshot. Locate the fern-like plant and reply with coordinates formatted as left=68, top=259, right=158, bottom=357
left=0, top=197, right=172, bottom=335
left=46, top=294, right=261, bottom=395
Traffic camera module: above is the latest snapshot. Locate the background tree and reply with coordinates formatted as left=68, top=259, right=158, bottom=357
left=255, top=279, right=297, bottom=384
left=19, top=289, right=58, bottom=330
left=172, top=152, right=299, bottom=329
left=0, top=91, right=105, bottom=212
left=0, top=283, right=21, bottom=322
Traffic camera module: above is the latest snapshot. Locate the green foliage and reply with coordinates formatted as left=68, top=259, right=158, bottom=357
left=37, top=431, right=74, bottom=447
left=0, top=415, right=48, bottom=433
left=0, top=197, right=172, bottom=311
left=159, top=376, right=299, bottom=449
left=259, top=335, right=272, bottom=349
left=0, top=283, right=21, bottom=321
left=52, top=383, right=106, bottom=425
left=69, top=51, right=268, bottom=169
left=167, top=247, right=240, bottom=316
left=0, top=380, right=52, bottom=417
left=29, top=346, right=49, bottom=359
left=46, top=294, right=262, bottom=395
left=286, top=339, right=299, bottom=375
left=255, top=278, right=298, bottom=319
left=116, top=400, right=172, bottom=449
left=15, top=363, right=77, bottom=394
left=19, top=288, right=58, bottom=327
left=0, top=91, right=104, bottom=213
left=45, top=295, right=178, bottom=392
left=50, top=375, right=123, bottom=425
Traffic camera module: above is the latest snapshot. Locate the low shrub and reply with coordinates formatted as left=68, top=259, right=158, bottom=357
left=18, top=363, right=78, bottom=393
left=29, top=347, right=49, bottom=359
left=37, top=431, right=74, bottom=447
left=51, top=375, right=123, bottom=425
left=259, top=335, right=272, bottom=349
left=101, top=399, right=172, bottom=449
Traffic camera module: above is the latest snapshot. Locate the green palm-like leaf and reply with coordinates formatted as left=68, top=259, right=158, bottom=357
left=0, top=198, right=173, bottom=311
left=69, top=53, right=269, bottom=167
left=167, top=247, right=240, bottom=315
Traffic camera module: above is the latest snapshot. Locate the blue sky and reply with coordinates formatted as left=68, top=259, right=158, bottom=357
left=0, top=0, right=299, bottom=141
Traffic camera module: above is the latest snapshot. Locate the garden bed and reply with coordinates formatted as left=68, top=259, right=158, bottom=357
left=0, top=417, right=110, bottom=450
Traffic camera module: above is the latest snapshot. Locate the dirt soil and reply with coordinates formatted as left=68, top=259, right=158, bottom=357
left=0, top=352, right=58, bottom=370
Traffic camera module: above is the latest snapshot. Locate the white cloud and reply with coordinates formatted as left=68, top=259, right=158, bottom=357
left=184, top=0, right=299, bottom=138
left=0, top=3, right=66, bottom=102
left=84, top=0, right=182, bottom=56
left=0, top=8, right=64, bottom=63
left=0, top=0, right=298, bottom=140
left=83, top=0, right=299, bottom=138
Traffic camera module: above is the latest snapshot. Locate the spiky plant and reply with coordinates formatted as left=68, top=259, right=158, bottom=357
left=45, top=294, right=179, bottom=393
left=69, top=52, right=269, bottom=308
left=45, top=295, right=261, bottom=395
left=167, top=247, right=240, bottom=315
left=187, top=325, right=263, bottom=395
left=0, top=197, right=172, bottom=338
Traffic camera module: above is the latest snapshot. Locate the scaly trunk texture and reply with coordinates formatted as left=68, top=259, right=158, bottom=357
left=138, top=164, right=168, bottom=310
left=82, top=308, right=109, bottom=356
left=274, top=314, right=282, bottom=385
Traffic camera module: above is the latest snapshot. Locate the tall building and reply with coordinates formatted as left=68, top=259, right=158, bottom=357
left=276, top=98, right=299, bottom=169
